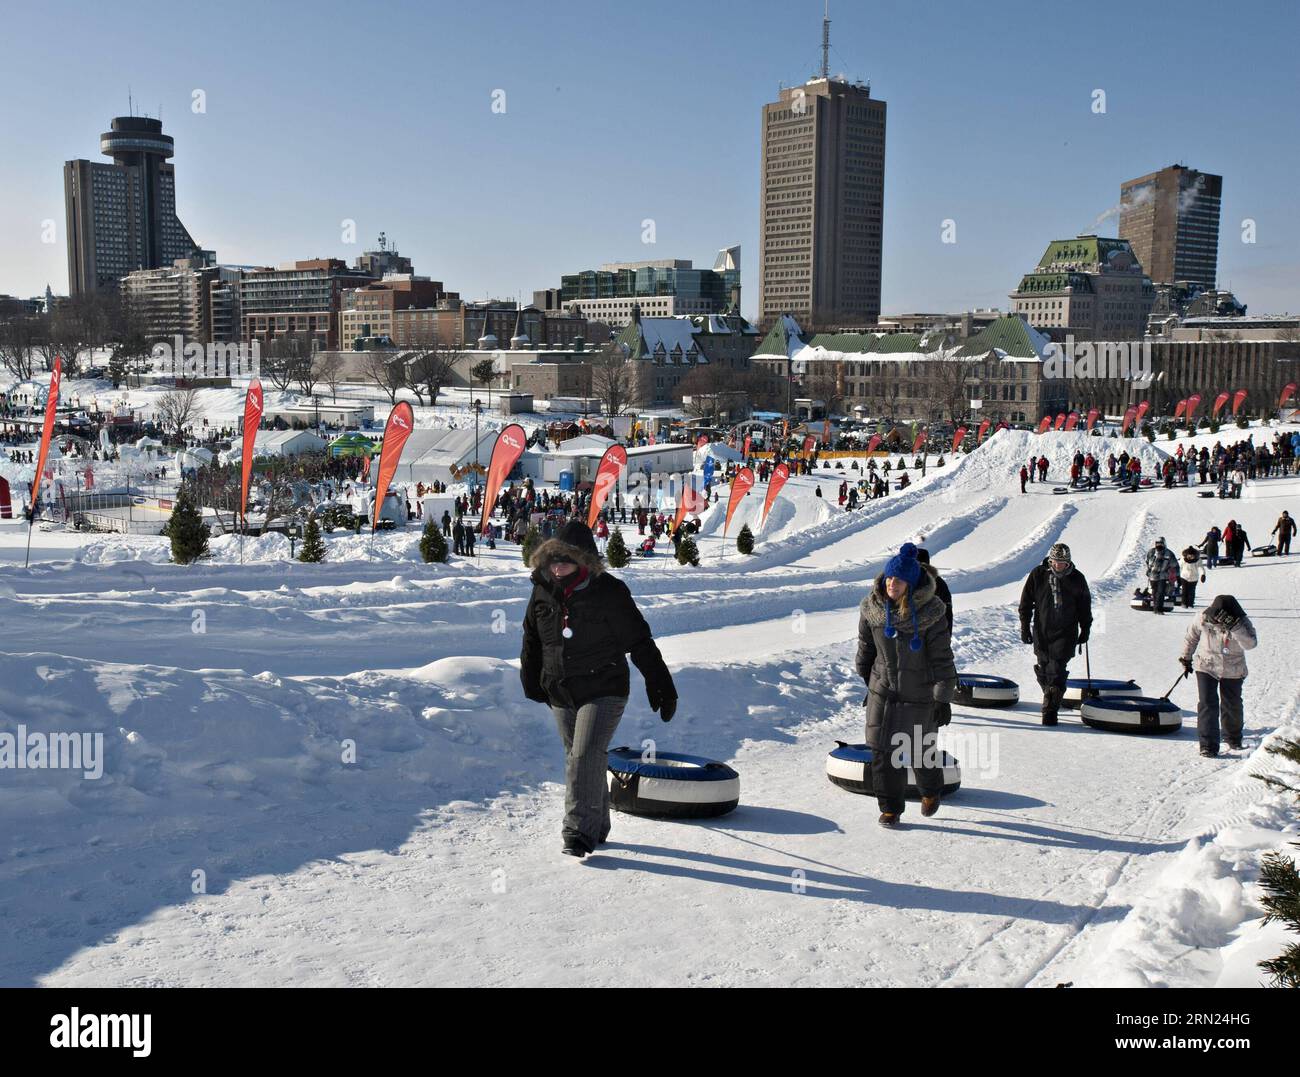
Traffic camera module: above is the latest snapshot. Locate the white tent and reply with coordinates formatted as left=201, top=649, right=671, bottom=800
left=395, top=428, right=501, bottom=485
left=221, top=430, right=327, bottom=463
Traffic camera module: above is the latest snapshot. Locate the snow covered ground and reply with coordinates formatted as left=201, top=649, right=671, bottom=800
left=1, top=421, right=1298, bottom=987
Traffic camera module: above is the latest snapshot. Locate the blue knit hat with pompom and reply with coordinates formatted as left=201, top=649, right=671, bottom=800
left=882, top=543, right=924, bottom=651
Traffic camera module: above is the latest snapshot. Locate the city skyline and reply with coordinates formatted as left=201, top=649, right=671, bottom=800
left=2, top=0, right=1298, bottom=316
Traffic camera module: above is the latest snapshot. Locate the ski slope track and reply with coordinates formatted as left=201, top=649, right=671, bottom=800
left=1, top=425, right=1297, bottom=987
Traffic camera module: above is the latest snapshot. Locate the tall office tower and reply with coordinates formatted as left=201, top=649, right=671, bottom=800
left=758, top=9, right=885, bottom=331
left=64, top=116, right=204, bottom=295
left=1119, top=165, right=1222, bottom=289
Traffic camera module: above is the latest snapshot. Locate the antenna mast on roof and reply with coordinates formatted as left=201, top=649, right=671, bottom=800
left=821, top=1, right=830, bottom=79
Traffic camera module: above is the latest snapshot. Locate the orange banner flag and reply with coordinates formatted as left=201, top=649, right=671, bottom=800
left=587, top=444, right=627, bottom=528
left=372, top=402, right=414, bottom=530
left=31, top=357, right=62, bottom=515
left=478, top=423, right=527, bottom=535
left=723, top=467, right=755, bottom=537
left=761, top=463, right=790, bottom=526
left=239, top=379, right=264, bottom=528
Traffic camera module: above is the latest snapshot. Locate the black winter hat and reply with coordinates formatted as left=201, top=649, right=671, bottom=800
left=1207, top=594, right=1245, bottom=620
left=554, top=519, right=599, bottom=558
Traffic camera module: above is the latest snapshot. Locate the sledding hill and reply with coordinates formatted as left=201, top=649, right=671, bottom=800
left=1, top=422, right=1297, bottom=987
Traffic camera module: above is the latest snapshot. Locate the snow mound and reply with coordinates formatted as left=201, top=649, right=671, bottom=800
left=966, top=428, right=1170, bottom=481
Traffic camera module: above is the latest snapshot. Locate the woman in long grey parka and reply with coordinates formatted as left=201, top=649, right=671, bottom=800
left=856, top=543, right=958, bottom=828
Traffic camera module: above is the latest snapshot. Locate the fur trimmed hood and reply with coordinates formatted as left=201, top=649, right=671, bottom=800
left=859, top=564, right=945, bottom=631
left=529, top=537, right=606, bottom=579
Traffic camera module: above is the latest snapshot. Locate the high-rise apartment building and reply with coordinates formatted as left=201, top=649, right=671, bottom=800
left=64, top=116, right=205, bottom=295
left=758, top=20, right=885, bottom=332
left=1119, top=165, right=1222, bottom=288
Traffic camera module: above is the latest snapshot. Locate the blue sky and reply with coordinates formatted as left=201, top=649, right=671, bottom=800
left=2, top=0, right=1297, bottom=318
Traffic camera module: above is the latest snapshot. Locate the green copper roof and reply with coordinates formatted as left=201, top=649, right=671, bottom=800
left=1014, top=272, right=1095, bottom=295
left=754, top=315, right=803, bottom=357
left=956, top=316, right=1043, bottom=359
left=1037, top=235, right=1136, bottom=269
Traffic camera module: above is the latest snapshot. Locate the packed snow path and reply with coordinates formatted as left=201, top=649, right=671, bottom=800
left=2, top=429, right=1298, bottom=986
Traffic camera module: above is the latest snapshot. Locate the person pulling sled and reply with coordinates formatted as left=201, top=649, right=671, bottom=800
left=1019, top=542, right=1093, bottom=725
left=520, top=521, right=677, bottom=858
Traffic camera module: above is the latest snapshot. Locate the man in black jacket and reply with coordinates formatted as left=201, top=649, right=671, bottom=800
left=520, top=520, right=676, bottom=858
left=1018, top=542, right=1092, bottom=725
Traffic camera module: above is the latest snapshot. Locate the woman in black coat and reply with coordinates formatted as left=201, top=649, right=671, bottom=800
left=856, top=543, right=958, bottom=828
left=520, top=520, right=676, bottom=858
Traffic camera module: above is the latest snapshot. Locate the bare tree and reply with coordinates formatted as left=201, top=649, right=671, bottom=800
left=592, top=340, right=636, bottom=417
left=405, top=344, right=460, bottom=406
left=157, top=388, right=201, bottom=443
left=359, top=350, right=406, bottom=405
left=923, top=340, right=979, bottom=424
left=316, top=353, right=345, bottom=401
left=0, top=313, right=43, bottom=381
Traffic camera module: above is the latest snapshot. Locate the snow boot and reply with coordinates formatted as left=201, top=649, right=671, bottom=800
left=561, top=836, right=592, bottom=859
left=1226, top=739, right=1242, bottom=752
left=878, top=812, right=901, bottom=829
left=920, top=796, right=940, bottom=818
left=1041, top=687, right=1061, bottom=726
left=1199, top=748, right=1219, bottom=758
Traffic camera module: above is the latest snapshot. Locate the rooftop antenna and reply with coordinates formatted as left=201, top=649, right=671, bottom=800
left=128, top=86, right=133, bottom=115
left=821, top=1, right=830, bottom=79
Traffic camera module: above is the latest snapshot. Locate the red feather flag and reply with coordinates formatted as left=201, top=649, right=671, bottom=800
left=372, top=402, right=415, bottom=531
left=1036, top=416, right=1052, bottom=434
left=723, top=467, right=755, bottom=537
left=1064, top=412, right=1079, bottom=431
left=1231, top=388, right=1248, bottom=417
left=31, top=357, right=62, bottom=516
left=1085, top=408, right=1100, bottom=432
left=976, top=419, right=991, bottom=444
left=587, top=445, right=627, bottom=528
left=239, top=378, right=264, bottom=528
left=951, top=427, right=967, bottom=454
left=478, top=423, right=527, bottom=535
left=1280, top=382, right=1297, bottom=408
left=760, top=463, right=790, bottom=526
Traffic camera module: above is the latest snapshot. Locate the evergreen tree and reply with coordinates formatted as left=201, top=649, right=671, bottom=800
left=676, top=531, right=700, bottom=566
left=298, top=514, right=326, bottom=562
left=736, top=523, right=755, bottom=555
left=1256, top=843, right=1300, bottom=988
left=163, top=487, right=209, bottom=564
left=420, top=517, right=448, bottom=563
left=521, top=524, right=542, bottom=566
left=606, top=526, right=630, bottom=568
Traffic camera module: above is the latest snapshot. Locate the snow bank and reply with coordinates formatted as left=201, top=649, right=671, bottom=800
left=1072, top=716, right=1300, bottom=988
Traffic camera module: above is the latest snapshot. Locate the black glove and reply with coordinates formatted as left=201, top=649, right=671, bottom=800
left=1021, top=626, right=1033, bottom=646
left=1077, top=644, right=1085, bottom=656
left=933, top=701, right=953, bottom=727
left=1221, top=615, right=1239, bottom=630
left=1200, top=574, right=1206, bottom=583
left=658, top=697, right=676, bottom=723
left=1180, top=657, right=1193, bottom=675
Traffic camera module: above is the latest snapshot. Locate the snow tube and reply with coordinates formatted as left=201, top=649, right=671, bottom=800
left=607, top=747, right=739, bottom=819
left=954, top=673, right=1019, bottom=708
left=1052, top=487, right=1069, bottom=494
left=1061, top=677, right=1142, bottom=708
left=1198, top=491, right=1216, bottom=498
left=1079, top=696, right=1182, bottom=734
left=1251, top=545, right=1277, bottom=558
left=825, top=742, right=961, bottom=798
left=1130, top=592, right=1175, bottom=612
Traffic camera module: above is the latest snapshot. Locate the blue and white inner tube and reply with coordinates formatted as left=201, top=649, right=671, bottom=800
left=954, top=673, right=1019, bottom=707
left=1079, top=696, right=1182, bottom=734
left=1061, top=677, right=1142, bottom=708
left=825, top=742, right=962, bottom=797
left=607, top=747, right=740, bottom=819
